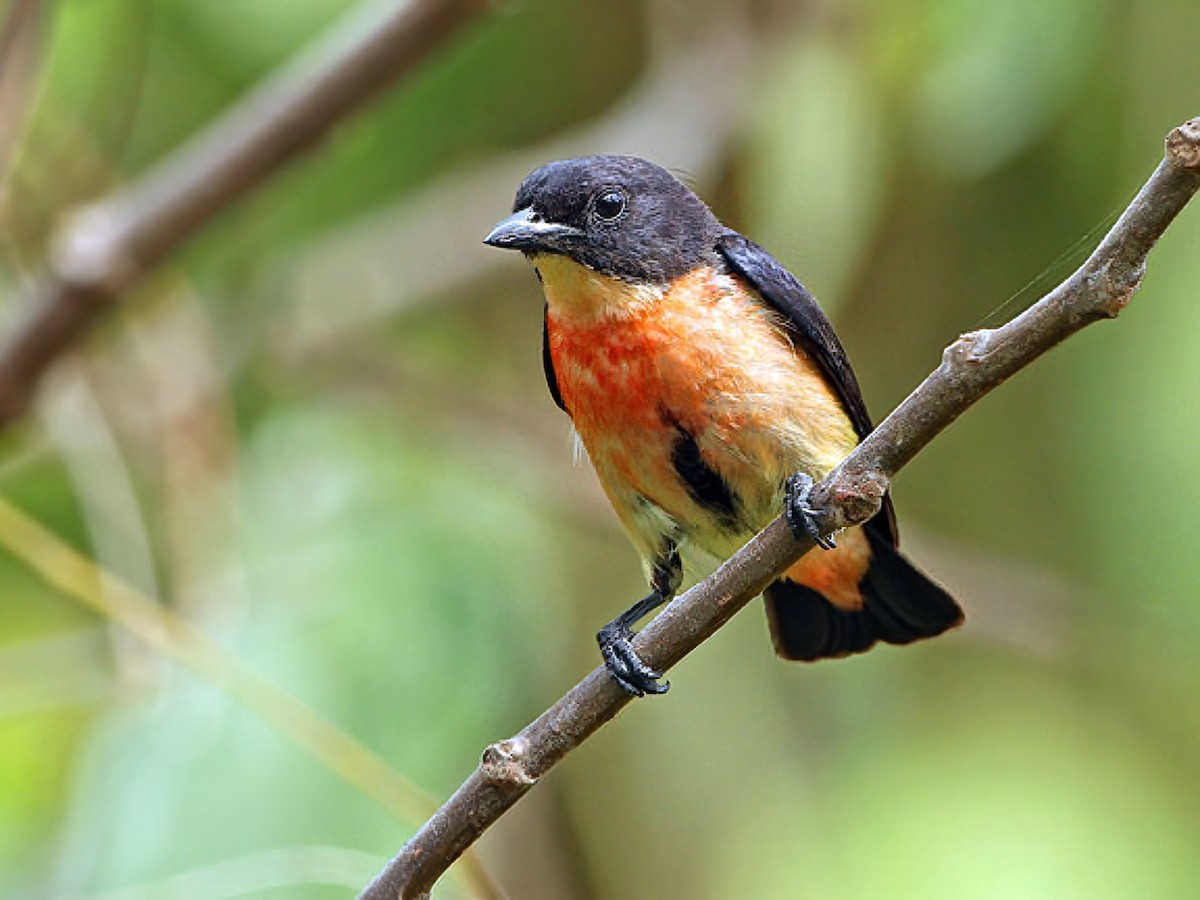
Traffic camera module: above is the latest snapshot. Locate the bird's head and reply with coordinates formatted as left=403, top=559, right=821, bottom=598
left=484, top=156, right=722, bottom=293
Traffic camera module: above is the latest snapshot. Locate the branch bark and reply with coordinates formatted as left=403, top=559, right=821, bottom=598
left=359, top=117, right=1200, bottom=899
left=0, top=0, right=489, bottom=426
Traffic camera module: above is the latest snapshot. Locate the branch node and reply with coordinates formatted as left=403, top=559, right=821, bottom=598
left=49, top=204, right=136, bottom=299
left=815, top=471, right=889, bottom=532
left=480, top=738, right=536, bottom=787
left=1166, top=117, right=1200, bottom=171
left=944, top=329, right=994, bottom=365
left=1097, top=261, right=1144, bottom=317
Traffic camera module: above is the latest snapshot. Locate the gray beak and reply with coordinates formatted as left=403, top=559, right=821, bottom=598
left=483, top=207, right=583, bottom=252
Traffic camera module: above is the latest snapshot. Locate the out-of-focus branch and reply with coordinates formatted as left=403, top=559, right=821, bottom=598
left=360, top=118, right=1200, bottom=900
left=0, top=0, right=489, bottom=425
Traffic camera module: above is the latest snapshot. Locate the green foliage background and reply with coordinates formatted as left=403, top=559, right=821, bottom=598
left=1, top=0, right=1198, bottom=897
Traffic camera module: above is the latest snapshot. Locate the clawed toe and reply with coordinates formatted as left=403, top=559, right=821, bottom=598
left=599, top=628, right=669, bottom=697
left=785, top=472, right=836, bottom=550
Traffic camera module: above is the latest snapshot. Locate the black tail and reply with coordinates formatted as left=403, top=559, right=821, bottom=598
left=764, top=528, right=964, bottom=661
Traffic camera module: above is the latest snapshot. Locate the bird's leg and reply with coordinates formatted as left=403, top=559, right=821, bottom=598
left=597, top=543, right=681, bottom=697
left=785, top=472, right=837, bottom=550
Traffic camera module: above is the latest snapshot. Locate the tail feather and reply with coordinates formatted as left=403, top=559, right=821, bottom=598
left=765, top=528, right=963, bottom=662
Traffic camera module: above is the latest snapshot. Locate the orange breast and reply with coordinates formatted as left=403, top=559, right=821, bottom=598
left=543, top=260, right=870, bottom=607
left=549, top=267, right=855, bottom=487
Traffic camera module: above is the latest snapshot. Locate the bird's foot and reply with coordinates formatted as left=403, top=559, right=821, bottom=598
left=785, top=472, right=836, bottom=550
left=598, top=623, right=669, bottom=697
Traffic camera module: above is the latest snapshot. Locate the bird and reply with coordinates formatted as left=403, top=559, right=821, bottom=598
left=484, top=155, right=963, bottom=696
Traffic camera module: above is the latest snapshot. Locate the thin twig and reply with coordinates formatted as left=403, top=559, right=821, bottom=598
left=360, top=118, right=1200, bottom=899
left=0, top=0, right=489, bottom=425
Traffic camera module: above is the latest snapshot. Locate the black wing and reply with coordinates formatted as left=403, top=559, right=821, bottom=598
left=542, top=303, right=568, bottom=414
left=716, top=231, right=897, bottom=546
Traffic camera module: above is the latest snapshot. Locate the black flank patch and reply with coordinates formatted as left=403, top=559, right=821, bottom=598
left=542, top=304, right=568, bottom=414
left=670, top=423, right=738, bottom=524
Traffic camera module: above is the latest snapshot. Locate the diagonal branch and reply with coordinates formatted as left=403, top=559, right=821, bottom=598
left=0, top=0, right=489, bottom=426
left=360, top=117, right=1200, bottom=900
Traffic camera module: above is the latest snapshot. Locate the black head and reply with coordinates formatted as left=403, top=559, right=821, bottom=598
left=484, top=155, right=723, bottom=284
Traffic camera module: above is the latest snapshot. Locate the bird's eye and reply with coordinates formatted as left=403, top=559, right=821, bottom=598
left=594, top=190, right=626, bottom=221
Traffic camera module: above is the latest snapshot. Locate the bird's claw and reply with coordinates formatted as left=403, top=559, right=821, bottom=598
left=598, top=626, right=669, bottom=697
left=785, top=472, right=836, bottom=550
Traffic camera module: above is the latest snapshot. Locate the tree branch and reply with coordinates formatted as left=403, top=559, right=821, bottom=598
left=0, top=0, right=489, bottom=426
left=359, top=117, right=1200, bottom=900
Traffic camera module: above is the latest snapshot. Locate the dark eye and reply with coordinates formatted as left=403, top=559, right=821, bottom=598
left=594, top=190, right=626, bottom=221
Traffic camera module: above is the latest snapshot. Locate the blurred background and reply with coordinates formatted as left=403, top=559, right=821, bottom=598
left=1, top=0, right=1198, bottom=897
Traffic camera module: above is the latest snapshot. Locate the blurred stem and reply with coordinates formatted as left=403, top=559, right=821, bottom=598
left=0, top=0, right=46, bottom=178
left=0, top=495, right=502, bottom=900
left=361, top=118, right=1200, bottom=899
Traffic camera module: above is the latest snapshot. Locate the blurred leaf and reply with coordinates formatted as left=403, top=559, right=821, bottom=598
left=741, top=34, right=886, bottom=306
left=709, top=653, right=1198, bottom=899
left=907, top=0, right=1111, bottom=178
left=1056, top=205, right=1200, bottom=634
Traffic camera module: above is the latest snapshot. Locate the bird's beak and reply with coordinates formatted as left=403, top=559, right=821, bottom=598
left=483, top=207, right=583, bottom=253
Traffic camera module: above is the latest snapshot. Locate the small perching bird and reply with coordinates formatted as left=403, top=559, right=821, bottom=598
left=486, top=155, right=963, bottom=696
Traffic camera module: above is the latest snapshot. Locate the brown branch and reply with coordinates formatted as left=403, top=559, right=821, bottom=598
left=359, top=117, right=1200, bottom=900
left=0, top=0, right=489, bottom=426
